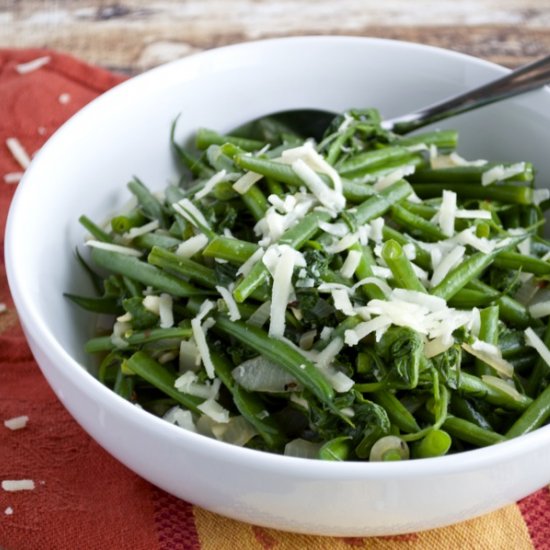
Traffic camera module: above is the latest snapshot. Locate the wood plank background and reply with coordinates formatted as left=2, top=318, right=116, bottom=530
left=0, top=1, right=549, bottom=74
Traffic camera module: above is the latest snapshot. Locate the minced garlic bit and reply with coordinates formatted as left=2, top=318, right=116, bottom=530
left=58, top=93, right=71, bottom=104
left=4, top=506, right=13, bottom=515
left=4, top=415, right=29, bottom=431
left=0, top=303, right=7, bottom=314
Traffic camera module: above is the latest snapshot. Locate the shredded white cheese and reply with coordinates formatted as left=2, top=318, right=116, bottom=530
left=191, top=301, right=216, bottom=378
left=3, top=172, right=23, bottom=184
left=325, top=232, right=359, bottom=254
left=0, top=303, right=6, bottom=314
left=319, top=221, right=349, bottom=237
left=267, top=245, right=305, bottom=338
left=179, top=339, right=201, bottom=371
left=339, top=249, right=362, bottom=279
left=124, top=220, right=160, bottom=240
left=455, top=209, right=492, bottom=220
left=438, top=190, right=457, bottom=237
left=233, top=170, right=263, bottom=194
left=6, top=137, right=32, bottom=170
left=195, top=169, right=227, bottom=199
left=525, top=327, right=550, bottom=367
left=369, top=218, right=385, bottom=243
left=331, top=288, right=356, bottom=317
left=85, top=240, right=142, bottom=257
left=163, top=406, right=197, bottom=432
left=4, top=506, right=13, bottom=515
left=462, top=340, right=514, bottom=378
left=198, top=398, right=230, bottom=423
left=15, top=55, right=50, bottom=74
left=3, top=416, right=29, bottom=431
left=431, top=245, right=465, bottom=287
left=216, top=285, right=241, bottom=321
left=373, top=165, right=415, bottom=192
left=175, top=233, right=209, bottom=258
left=345, top=316, right=392, bottom=346
left=58, top=93, right=71, bottom=104
left=482, top=163, right=526, bottom=186
left=158, top=293, right=174, bottom=328
left=292, top=158, right=345, bottom=213
left=281, top=141, right=343, bottom=196
left=1, top=480, right=35, bottom=492
left=172, top=199, right=211, bottom=230
left=314, top=337, right=344, bottom=369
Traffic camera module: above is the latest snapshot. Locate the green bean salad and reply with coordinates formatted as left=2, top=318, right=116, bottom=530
left=69, top=108, right=550, bottom=461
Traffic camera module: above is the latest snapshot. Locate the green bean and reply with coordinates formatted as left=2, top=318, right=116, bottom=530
left=431, top=240, right=522, bottom=301
left=447, top=289, right=494, bottom=309
left=212, top=314, right=335, bottom=407
left=202, top=236, right=258, bottom=264
left=114, top=368, right=135, bottom=400
left=91, top=247, right=202, bottom=297
left=64, top=293, right=122, bottom=314
left=466, top=279, right=532, bottom=328
left=126, top=351, right=203, bottom=413
left=132, top=232, right=182, bottom=251
left=171, top=117, right=214, bottom=178
left=410, top=162, right=534, bottom=185
left=337, top=146, right=417, bottom=177
left=396, top=129, right=458, bottom=150
left=349, top=243, right=386, bottom=300
left=475, top=306, right=500, bottom=377
left=347, top=179, right=413, bottom=227
left=240, top=185, right=269, bottom=221
left=79, top=215, right=113, bottom=243
left=381, top=225, right=431, bottom=270
left=493, top=251, right=550, bottom=276
left=235, top=154, right=379, bottom=202
left=381, top=240, right=427, bottom=293
left=390, top=204, right=446, bottom=242
left=526, top=322, right=550, bottom=397
left=319, top=436, right=352, bottom=461
left=233, top=210, right=332, bottom=303
left=443, top=416, right=506, bottom=447
left=128, top=177, right=168, bottom=227
left=413, top=183, right=533, bottom=205
left=506, top=384, right=550, bottom=437
left=195, top=128, right=265, bottom=152
left=370, top=390, right=420, bottom=433
left=449, top=394, right=494, bottom=431
left=458, top=371, right=532, bottom=411
left=85, top=326, right=194, bottom=354
left=111, top=209, right=148, bottom=234
left=412, top=429, right=452, bottom=458
left=148, top=246, right=218, bottom=289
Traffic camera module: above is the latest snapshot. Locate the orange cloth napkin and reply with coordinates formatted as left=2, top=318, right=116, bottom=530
left=0, top=48, right=549, bottom=550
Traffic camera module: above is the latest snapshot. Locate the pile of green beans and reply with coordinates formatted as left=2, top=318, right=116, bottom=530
left=68, top=107, right=550, bottom=461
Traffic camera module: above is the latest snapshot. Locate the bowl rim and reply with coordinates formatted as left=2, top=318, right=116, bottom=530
left=6, top=34, right=550, bottom=478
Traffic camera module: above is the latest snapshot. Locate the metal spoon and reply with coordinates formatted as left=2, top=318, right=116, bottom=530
left=235, top=54, right=550, bottom=140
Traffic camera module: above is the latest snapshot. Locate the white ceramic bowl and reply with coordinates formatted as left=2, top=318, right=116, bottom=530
left=6, top=36, right=550, bottom=536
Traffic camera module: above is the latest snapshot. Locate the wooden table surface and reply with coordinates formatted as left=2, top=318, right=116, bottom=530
left=0, top=1, right=549, bottom=74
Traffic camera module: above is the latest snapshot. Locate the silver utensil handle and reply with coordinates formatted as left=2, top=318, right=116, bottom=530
left=386, top=54, right=550, bottom=134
